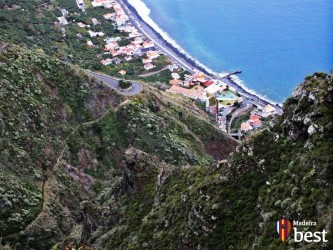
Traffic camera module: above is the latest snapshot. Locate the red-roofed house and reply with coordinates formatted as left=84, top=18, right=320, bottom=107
left=249, top=114, right=261, bottom=123
left=241, top=122, right=253, bottom=132
left=204, top=81, right=214, bottom=87
left=169, top=79, right=182, bottom=86
left=252, top=120, right=263, bottom=128
left=111, top=49, right=121, bottom=57
left=167, top=85, right=207, bottom=101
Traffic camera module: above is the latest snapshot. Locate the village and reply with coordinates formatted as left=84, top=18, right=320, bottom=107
left=57, top=0, right=279, bottom=139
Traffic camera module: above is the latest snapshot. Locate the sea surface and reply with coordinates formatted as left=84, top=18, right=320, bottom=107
left=137, top=0, right=333, bottom=102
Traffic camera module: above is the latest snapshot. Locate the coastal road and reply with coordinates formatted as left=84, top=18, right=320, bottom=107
left=85, top=70, right=143, bottom=96
left=118, top=0, right=283, bottom=114
left=118, top=0, right=195, bottom=74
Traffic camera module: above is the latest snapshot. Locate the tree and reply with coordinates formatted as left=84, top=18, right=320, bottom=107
left=234, top=101, right=241, bottom=108
left=119, top=80, right=132, bottom=90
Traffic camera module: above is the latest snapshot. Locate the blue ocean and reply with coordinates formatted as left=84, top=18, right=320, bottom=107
left=141, top=0, right=333, bottom=102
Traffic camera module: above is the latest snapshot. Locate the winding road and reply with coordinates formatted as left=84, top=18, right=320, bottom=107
left=85, top=70, right=143, bottom=96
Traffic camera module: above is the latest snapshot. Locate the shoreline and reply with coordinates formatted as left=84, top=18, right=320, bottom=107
left=119, top=0, right=283, bottom=111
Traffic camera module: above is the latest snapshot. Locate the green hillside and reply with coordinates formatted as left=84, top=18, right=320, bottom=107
left=1, top=43, right=332, bottom=250
left=0, top=43, right=237, bottom=249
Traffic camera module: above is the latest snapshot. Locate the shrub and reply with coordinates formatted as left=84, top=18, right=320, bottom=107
left=119, top=80, right=132, bottom=90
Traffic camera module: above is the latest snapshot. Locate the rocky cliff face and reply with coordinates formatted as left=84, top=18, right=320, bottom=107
left=80, top=74, right=333, bottom=250
left=0, top=44, right=332, bottom=250
left=0, top=44, right=235, bottom=249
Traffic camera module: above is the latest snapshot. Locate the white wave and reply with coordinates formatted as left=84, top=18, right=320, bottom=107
left=230, top=75, right=281, bottom=106
left=126, top=0, right=282, bottom=107
left=127, top=0, right=218, bottom=75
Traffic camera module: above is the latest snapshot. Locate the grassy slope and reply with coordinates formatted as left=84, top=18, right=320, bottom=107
left=0, top=43, right=234, bottom=249
left=94, top=73, right=333, bottom=250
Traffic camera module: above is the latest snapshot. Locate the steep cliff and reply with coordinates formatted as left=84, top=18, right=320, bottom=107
left=0, top=44, right=235, bottom=249
left=90, top=72, right=333, bottom=250
left=0, top=44, right=332, bottom=249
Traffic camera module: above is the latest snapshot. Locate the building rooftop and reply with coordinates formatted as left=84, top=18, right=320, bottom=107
left=241, top=122, right=253, bottom=131
left=169, top=79, right=182, bottom=86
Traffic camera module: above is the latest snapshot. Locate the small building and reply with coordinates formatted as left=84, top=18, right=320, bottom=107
left=104, top=37, right=122, bottom=43
left=129, top=30, right=140, bottom=38
left=192, top=72, right=206, bottom=83
left=249, top=114, right=261, bottom=123
left=118, top=70, right=127, bottom=76
left=252, top=119, right=263, bottom=129
left=77, top=22, right=86, bottom=28
left=134, top=37, right=144, bottom=44
left=124, top=25, right=135, bottom=33
left=103, top=3, right=113, bottom=9
left=204, top=81, right=214, bottom=87
left=57, top=16, right=68, bottom=25
left=113, top=57, right=122, bottom=65
left=146, top=51, right=160, bottom=60
left=92, top=0, right=112, bottom=7
left=171, top=73, right=180, bottom=79
left=124, top=55, right=132, bottom=61
left=144, top=63, right=155, bottom=71
left=91, top=18, right=100, bottom=26
left=101, top=59, right=112, bottom=66
left=88, top=30, right=105, bottom=37
left=169, top=79, right=182, bottom=86
left=86, top=40, right=94, bottom=47
left=142, top=58, right=152, bottom=64
left=103, top=13, right=113, bottom=20
left=205, top=82, right=224, bottom=95
left=184, top=74, right=193, bottom=82
left=122, top=47, right=134, bottom=56
left=111, top=49, right=121, bottom=57
left=113, top=4, right=125, bottom=14
left=115, top=14, right=129, bottom=26
left=142, top=41, right=155, bottom=49
left=168, top=64, right=179, bottom=71
left=104, top=42, right=119, bottom=51
left=77, top=0, right=85, bottom=8
left=167, top=85, right=207, bottom=101
left=263, top=104, right=276, bottom=117
left=241, top=122, right=253, bottom=132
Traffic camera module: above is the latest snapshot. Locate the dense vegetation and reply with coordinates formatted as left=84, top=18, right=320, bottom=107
left=1, top=42, right=332, bottom=250
left=0, top=44, right=236, bottom=249
left=0, top=0, right=171, bottom=84
left=0, top=1, right=332, bottom=249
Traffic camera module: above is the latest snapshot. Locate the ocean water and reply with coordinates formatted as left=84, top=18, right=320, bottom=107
left=137, top=0, right=333, bottom=102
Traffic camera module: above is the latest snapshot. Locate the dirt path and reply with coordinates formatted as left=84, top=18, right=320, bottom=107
left=138, top=66, right=169, bottom=77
